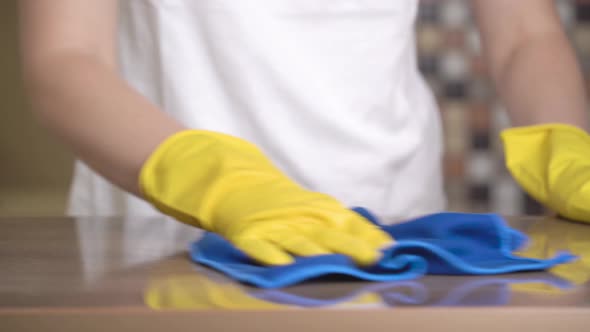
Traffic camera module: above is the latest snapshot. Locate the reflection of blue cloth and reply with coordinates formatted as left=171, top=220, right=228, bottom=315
left=250, top=281, right=424, bottom=307
left=427, top=276, right=573, bottom=307
left=190, top=208, right=576, bottom=289
left=249, top=275, right=573, bottom=307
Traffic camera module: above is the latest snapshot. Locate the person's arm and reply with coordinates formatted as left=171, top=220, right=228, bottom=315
left=19, top=0, right=185, bottom=196
left=19, top=0, right=393, bottom=265
left=472, top=0, right=589, bottom=130
left=472, top=0, right=590, bottom=223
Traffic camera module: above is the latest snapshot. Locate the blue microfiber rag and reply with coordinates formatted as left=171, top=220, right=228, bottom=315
left=190, top=208, right=576, bottom=289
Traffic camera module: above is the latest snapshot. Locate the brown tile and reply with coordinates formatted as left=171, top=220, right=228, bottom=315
left=470, top=55, right=488, bottom=77
left=444, top=28, right=466, bottom=49
left=444, top=154, right=465, bottom=178
left=417, top=24, right=445, bottom=54
left=469, top=103, right=491, bottom=131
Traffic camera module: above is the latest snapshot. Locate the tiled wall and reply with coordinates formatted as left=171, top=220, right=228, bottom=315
left=417, top=0, right=590, bottom=215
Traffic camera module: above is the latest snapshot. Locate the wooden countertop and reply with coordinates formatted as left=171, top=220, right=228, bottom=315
left=1, top=215, right=590, bottom=331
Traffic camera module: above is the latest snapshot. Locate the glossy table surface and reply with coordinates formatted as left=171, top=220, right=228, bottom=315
left=1, top=215, right=590, bottom=331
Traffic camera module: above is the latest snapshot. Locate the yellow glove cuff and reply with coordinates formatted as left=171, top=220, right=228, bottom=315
left=139, top=130, right=207, bottom=227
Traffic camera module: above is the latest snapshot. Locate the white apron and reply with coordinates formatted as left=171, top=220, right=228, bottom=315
left=68, top=0, right=445, bottom=243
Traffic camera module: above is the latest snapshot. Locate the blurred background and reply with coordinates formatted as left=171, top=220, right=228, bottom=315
left=417, top=0, right=590, bottom=215
left=0, top=1, right=73, bottom=215
left=1, top=0, right=589, bottom=216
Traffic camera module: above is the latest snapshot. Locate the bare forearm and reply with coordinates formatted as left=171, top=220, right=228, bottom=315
left=23, top=54, right=185, bottom=195
left=492, top=32, right=589, bottom=130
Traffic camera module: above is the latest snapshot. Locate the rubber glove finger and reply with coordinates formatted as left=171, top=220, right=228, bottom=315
left=233, top=237, right=295, bottom=266
left=267, top=230, right=331, bottom=257
left=345, top=215, right=395, bottom=250
left=315, top=229, right=383, bottom=266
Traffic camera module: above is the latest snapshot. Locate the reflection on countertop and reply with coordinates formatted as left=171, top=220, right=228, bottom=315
left=1, top=215, right=589, bottom=309
left=145, top=268, right=576, bottom=309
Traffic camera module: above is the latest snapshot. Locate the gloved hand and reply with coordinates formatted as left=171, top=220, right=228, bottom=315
left=140, top=130, right=393, bottom=266
left=501, top=123, right=590, bottom=222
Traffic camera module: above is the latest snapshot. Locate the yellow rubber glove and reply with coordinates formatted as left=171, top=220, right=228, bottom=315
left=501, top=123, right=590, bottom=222
left=140, top=130, right=393, bottom=266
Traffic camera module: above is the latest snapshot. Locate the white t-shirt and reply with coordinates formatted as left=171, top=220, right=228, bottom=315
left=68, top=0, right=445, bottom=231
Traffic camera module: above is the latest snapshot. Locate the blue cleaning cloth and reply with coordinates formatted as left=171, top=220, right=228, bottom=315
left=190, top=208, right=576, bottom=289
